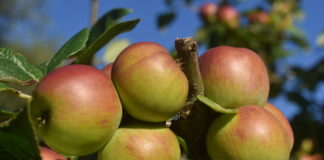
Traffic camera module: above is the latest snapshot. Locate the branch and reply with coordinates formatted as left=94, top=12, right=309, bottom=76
left=175, top=37, right=204, bottom=118
left=90, top=0, right=99, bottom=26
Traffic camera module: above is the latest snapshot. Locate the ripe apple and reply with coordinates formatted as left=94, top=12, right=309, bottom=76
left=199, top=46, right=269, bottom=109
left=102, top=63, right=113, bottom=77
left=30, top=64, right=122, bottom=156
left=248, top=11, right=270, bottom=24
left=217, top=5, right=239, bottom=28
left=98, top=122, right=181, bottom=160
left=199, top=2, right=218, bottom=23
left=112, top=42, right=188, bottom=122
left=206, top=105, right=291, bottom=160
left=264, top=102, right=294, bottom=149
left=40, top=147, right=66, bottom=160
left=300, top=154, right=324, bottom=160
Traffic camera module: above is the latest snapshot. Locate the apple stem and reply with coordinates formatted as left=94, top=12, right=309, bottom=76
left=18, top=92, right=32, bottom=102
left=175, top=37, right=204, bottom=119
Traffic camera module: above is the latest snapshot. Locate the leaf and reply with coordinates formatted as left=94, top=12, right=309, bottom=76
left=157, top=12, right=176, bottom=30
left=0, top=107, right=41, bottom=160
left=0, top=82, right=30, bottom=125
left=286, top=26, right=309, bottom=50
left=103, top=39, right=130, bottom=63
left=316, top=32, right=324, bottom=47
left=177, top=136, right=189, bottom=154
left=46, top=28, right=89, bottom=73
left=0, top=48, right=44, bottom=85
left=75, top=19, right=140, bottom=64
left=36, top=61, right=49, bottom=75
left=197, top=95, right=237, bottom=114
left=88, top=8, right=133, bottom=45
left=164, top=0, right=173, bottom=6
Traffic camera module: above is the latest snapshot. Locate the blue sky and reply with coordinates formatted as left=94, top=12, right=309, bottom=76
left=43, top=0, right=324, bottom=119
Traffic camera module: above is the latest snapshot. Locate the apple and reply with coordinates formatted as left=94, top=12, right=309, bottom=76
left=206, top=105, right=291, bottom=160
left=199, top=46, right=269, bottom=109
left=102, top=63, right=113, bottom=77
left=199, top=2, right=218, bottom=23
left=30, top=64, right=122, bottom=156
left=98, top=122, right=181, bottom=160
left=248, top=11, right=270, bottom=24
left=264, top=102, right=294, bottom=149
left=300, top=154, right=323, bottom=160
left=217, top=5, right=239, bottom=28
left=111, top=42, right=188, bottom=122
left=40, top=147, right=66, bottom=160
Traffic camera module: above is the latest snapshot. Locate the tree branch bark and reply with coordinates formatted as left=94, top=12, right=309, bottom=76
left=90, top=0, right=99, bottom=26
left=175, top=37, right=204, bottom=118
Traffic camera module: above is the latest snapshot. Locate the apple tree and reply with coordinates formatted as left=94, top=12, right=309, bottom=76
left=158, top=0, right=323, bottom=159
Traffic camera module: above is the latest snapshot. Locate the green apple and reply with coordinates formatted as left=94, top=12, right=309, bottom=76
left=98, top=122, right=181, bottom=160
left=264, top=102, right=294, bottom=149
left=30, top=64, right=122, bottom=156
left=206, top=105, right=291, bottom=160
left=111, top=42, right=188, bottom=122
left=199, top=46, right=269, bottom=109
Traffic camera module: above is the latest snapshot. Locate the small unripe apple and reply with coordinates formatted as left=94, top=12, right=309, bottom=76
left=112, top=42, right=188, bottom=122
left=199, top=2, right=218, bottom=23
left=264, top=102, right=294, bottom=149
left=31, top=64, right=122, bottom=156
left=248, top=11, right=270, bottom=24
left=40, top=147, right=66, bottom=160
left=206, top=105, right=291, bottom=160
left=199, top=46, right=269, bottom=109
left=217, top=5, right=239, bottom=28
left=98, top=123, right=181, bottom=160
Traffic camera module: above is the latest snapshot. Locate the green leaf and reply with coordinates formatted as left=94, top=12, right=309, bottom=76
left=316, top=32, right=324, bottom=47
left=36, top=61, right=49, bottom=75
left=47, top=28, right=89, bottom=73
left=157, top=12, right=176, bottom=30
left=0, top=107, right=41, bottom=160
left=0, top=82, right=31, bottom=125
left=197, top=95, right=237, bottom=114
left=88, top=8, right=133, bottom=45
left=75, top=19, right=140, bottom=64
left=177, top=136, right=189, bottom=154
left=0, top=48, right=44, bottom=85
left=286, top=26, right=309, bottom=50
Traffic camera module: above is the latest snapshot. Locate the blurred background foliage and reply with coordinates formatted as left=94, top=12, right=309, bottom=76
left=0, top=0, right=323, bottom=159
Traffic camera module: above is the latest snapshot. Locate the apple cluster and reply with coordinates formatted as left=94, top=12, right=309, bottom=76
left=199, top=2, right=270, bottom=27
left=30, top=41, right=294, bottom=160
left=199, top=46, right=293, bottom=159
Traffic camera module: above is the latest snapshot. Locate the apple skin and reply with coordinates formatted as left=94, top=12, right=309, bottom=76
left=30, top=64, right=122, bottom=156
left=111, top=42, right=188, bottom=122
left=98, top=123, right=181, bottom=160
left=217, top=5, right=239, bottom=28
left=206, top=105, right=291, bottom=160
left=300, top=154, right=324, bottom=160
left=40, top=147, right=66, bottom=160
left=102, top=63, right=113, bottom=77
left=264, top=102, right=294, bottom=149
left=199, top=2, right=218, bottom=23
left=248, top=11, right=270, bottom=24
left=199, top=46, right=269, bottom=109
